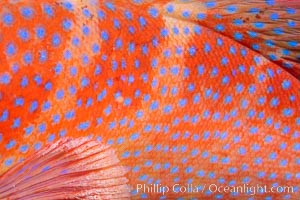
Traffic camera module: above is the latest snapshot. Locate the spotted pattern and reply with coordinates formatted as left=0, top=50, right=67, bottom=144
left=0, top=0, right=299, bottom=199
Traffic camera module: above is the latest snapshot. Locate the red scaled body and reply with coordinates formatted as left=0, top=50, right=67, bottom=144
left=0, top=0, right=299, bottom=199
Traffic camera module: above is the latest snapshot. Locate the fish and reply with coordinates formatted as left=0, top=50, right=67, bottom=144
left=0, top=0, right=299, bottom=199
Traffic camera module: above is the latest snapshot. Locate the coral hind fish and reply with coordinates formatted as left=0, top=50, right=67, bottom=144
left=0, top=0, right=299, bottom=199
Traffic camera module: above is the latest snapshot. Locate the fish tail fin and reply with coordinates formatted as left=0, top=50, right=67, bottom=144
left=160, top=0, right=300, bottom=78
left=0, top=137, right=131, bottom=200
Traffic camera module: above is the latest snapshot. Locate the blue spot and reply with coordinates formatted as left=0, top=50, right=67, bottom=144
left=12, top=118, right=21, bottom=129
left=2, top=13, right=14, bottom=25
left=38, top=123, right=46, bottom=133
left=222, top=76, right=230, bottom=85
left=24, top=127, right=35, bottom=139
left=233, top=19, right=243, bottom=26
left=23, top=52, right=32, bottom=65
left=77, top=121, right=90, bottom=130
left=97, top=9, right=105, bottom=19
left=283, top=108, right=293, bottom=117
left=81, top=77, right=89, bottom=88
left=82, top=25, right=90, bottom=35
left=253, top=22, right=265, bottom=29
left=257, top=96, right=266, bottom=106
left=294, top=143, right=300, bottom=151
left=265, top=135, right=272, bottom=143
left=150, top=101, right=159, bottom=110
left=148, top=7, right=158, bottom=18
left=215, top=24, right=225, bottom=31
left=52, top=34, right=61, bottom=47
left=210, top=155, right=218, bottom=163
left=104, top=105, right=111, bottom=116
left=205, top=1, right=216, bottom=8
left=249, top=126, right=258, bottom=134
left=44, top=81, right=53, bottom=91
left=249, top=8, right=260, bottom=14
left=288, top=41, right=298, bottom=48
left=166, top=4, right=174, bottom=13
left=65, top=110, right=75, bottom=120
left=265, top=0, right=275, bottom=5
left=0, top=73, right=11, bottom=85
left=185, top=166, right=193, bottom=173
left=124, top=10, right=132, bottom=20
left=288, top=20, right=296, bottom=27
left=72, top=37, right=80, bottom=46
left=227, top=5, right=237, bottom=13
left=82, top=54, right=89, bottom=66
left=20, top=145, right=29, bottom=153
left=62, top=19, right=72, bottom=30
left=202, top=151, right=209, bottom=158
left=5, top=158, right=13, bottom=167
left=48, top=134, right=55, bottom=142
left=30, top=101, right=38, bottom=113
left=234, top=32, right=243, bottom=41
left=21, top=7, right=34, bottom=18
left=270, top=97, right=279, bottom=107
left=171, top=166, right=179, bottom=174
left=280, top=160, right=288, bottom=167
left=56, top=90, right=64, bottom=100
left=286, top=7, right=296, bottom=14
left=239, top=147, right=246, bottom=155
left=160, top=28, right=168, bottom=37
left=139, top=16, right=146, bottom=27
left=194, top=25, right=201, bottom=35
left=12, top=63, right=19, bottom=73
left=173, top=27, right=179, bottom=35
left=6, top=43, right=16, bottom=56
left=18, top=29, right=30, bottom=41
left=59, top=129, right=67, bottom=137
left=131, top=133, right=140, bottom=140
left=42, top=101, right=51, bottom=111
left=204, top=43, right=211, bottom=53
left=270, top=13, right=279, bottom=20
left=197, top=170, right=205, bottom=177
left=248, top=85, right=256, bottom=94
left=254, top=157, right=263, bottom=165
left=39, top=50, right=48, bottom=62
left=197, top=13, right=206, bottom=20
left=229, top=167, right=237, bottom=174
left=189, top=46, right=196, bottom=56
left=21, top=76, right=28, bottom=87
left=273, top=27, right=283, bottom=35
left=281, top=80, right=291, bottom=90
left=105, top=2, right=115, bottom=11
left=101, top=31, right=109, bottom=41
left=43, top=4, right=54, bottom=17
left=181, top=10, right=191, bottom=19
left=115, top=38, right=122, bottom=49
left=224, top=95, right=232, bottom=104
left=124, top=98, right=132, bottom=106
left=6, top=140, right=16, bottom=150
left=82, top=8, right=91, bottom=18
left=36, top=26, right=45, bottom=39
left=52, top=114, right=60, bottom=124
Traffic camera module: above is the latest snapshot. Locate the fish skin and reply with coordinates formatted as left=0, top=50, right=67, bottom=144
left=0, top=0, right=299, bottom=199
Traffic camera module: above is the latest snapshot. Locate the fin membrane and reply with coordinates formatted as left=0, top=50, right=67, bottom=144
left=160, top=0, right=300, bottom=79
left=0, top=137, right=130, bottom=200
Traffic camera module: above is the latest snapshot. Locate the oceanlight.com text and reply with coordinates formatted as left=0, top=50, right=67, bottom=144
left=136, top=183, right=295, bottom=196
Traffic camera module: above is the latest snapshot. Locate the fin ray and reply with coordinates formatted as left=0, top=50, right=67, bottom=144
left=0, top=137, right=131, bottom=200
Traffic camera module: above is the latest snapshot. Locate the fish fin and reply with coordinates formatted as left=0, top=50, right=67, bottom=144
left=161, top=0, right=300, bottom=78
left=0, top=137, right=131, bottom=200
